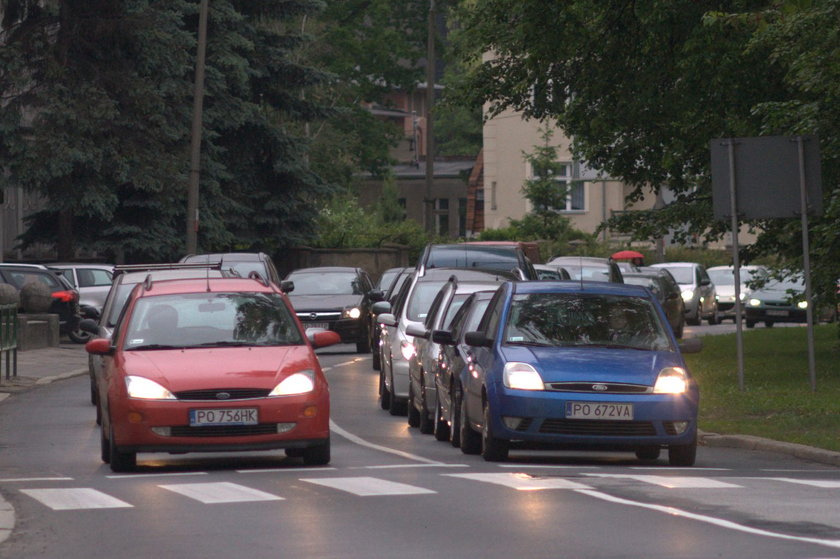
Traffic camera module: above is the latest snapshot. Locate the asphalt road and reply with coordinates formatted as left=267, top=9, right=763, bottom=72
left=1, top=343, right=840, bottom=559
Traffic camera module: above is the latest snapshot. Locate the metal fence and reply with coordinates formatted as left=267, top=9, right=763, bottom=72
left=0, top=303, right=18, bottom=382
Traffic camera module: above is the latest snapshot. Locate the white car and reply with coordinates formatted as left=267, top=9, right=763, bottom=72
left=651, top=262, right=719, bottom=325
left=707, top=265, right=765, bottom=321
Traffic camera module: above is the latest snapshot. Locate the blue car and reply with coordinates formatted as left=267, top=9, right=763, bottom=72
left=457, top=281, right=702, bottom=465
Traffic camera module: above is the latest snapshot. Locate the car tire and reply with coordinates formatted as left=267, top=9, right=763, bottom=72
left=707, top=304, right=720, bottom=325
left=108, top=422, right=136, bottom=473
left=372, top=342, right=381, bottom=370
left=100, top=424, right=110, bottom=464
left=449, top=383, right=461, bottom=448
left=418, top=379, right=433, bottom=435
left=459, top=393, right=481, bottom=455
left=673, top=321, right=684, bottom=339
left=356, top=338, right=370, bottom=354
left=387, top=369, right=407, bottom=416
left=95, top=400, right=102, bottom=426
left=302, top=437, right=331, bottom=466
left=379, top=368, right=390, bottom=410
left=765, top=321, right=774, bottom=328
left=668, top=428, right=697, bottom=467
left=635, top=446, right=661, bottom=461
left=407, top=384, right=420, bottom=427
left=68, top=328, right=92, bottom=344
left=481, top=402, right=509, bottom=462
left=90, top=373, right=98, bottom=406
left=433, top=397, right=450, bottom=442
left=746, top=320, right=756, bottom=329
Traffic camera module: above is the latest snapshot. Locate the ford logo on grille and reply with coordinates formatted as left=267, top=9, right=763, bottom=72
left=592, top=384, right=608, bottom=392
left=216, top=392, right=231, bottom=400
left=309, top=312, right=318, bottom=320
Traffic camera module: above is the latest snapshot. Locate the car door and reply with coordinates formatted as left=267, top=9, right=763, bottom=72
left=697, top=265, right=714, bottom=315
left=463, top=287, right=506, bottom=424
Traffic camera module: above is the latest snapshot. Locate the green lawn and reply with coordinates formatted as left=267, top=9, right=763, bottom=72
left=684, top=325, right=840, bottom=452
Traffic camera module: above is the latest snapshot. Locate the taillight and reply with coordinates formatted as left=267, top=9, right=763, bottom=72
left=52, top=290, right=78, bottom=303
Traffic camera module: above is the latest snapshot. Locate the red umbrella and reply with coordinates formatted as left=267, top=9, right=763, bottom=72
left=611, top=250, right=645, bottom=261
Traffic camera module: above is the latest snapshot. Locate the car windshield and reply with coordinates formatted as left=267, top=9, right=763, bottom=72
left=123, top=292, right=303, bottom=350
left=504, top=293, right=672, bottom=351
left=288, top=272, right=360, bottom=295
left=658, top=266, right=693, bottom=284
left=407, top=280, right=448, bottom=321
left=622, top=276, right=663, bottom=300
left=557, top=264, right=611, bottom=282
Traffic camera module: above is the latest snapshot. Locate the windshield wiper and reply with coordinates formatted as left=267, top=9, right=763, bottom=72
left=194, top=341, right=259, bottom=348
left=505, top=340, right=554, bottom=347
left=127, top=344, right=182, bottom=351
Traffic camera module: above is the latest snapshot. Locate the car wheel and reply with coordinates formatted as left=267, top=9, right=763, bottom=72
left=387, top=368, right=407, bottom=416
left=95, top=400, right=102, bottom=426
left=459, top=392, right=481, bottom=455
left=302, top=437, right=331, bottom=466
left=379, top=368, right=390, bottom=410
left=355, top=338, right=370, bottom=354
left=635, top=446, right=661, bottom=461
left=707, top=304, right=720, bottom=325
left=372, top=342, right=381, bottom=370
left=673, top=321, right=684, bottom=339
left=481, top=401, right=509, bottom=462
left=108, top=422, right=136, bottom=473
left=68, top=328, right=92, bottom=344
left=100, top=424, right=110, bottom=464
left=407, top=383, right=420, bottom=427
left=765, top=321, right=774, bottom=328
left=417, top=378, right=433, bottom=435
left=746, top=320, right=756, bottom=329
left=433, top=397, right=450, bottom=442
left=668, top=436, right=697, bottom=467
left=449, top=383, right=461, bottom=448
left=89, top=373, right=98, bottom=406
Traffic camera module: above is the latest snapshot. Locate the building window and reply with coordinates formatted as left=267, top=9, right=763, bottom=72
left=530, top=162, right=586, bottom=212
left=435, top=198, right=449, bottom=236
left=490, top=181, right=497, bottom=211
left=458, top=198, right=467, bottom=238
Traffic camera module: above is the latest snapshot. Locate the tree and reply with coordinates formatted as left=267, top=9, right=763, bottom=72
left=450, top=0, right=839, bottom=303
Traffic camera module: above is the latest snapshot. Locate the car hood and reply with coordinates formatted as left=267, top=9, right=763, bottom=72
left=287, top=294, right=363, bottom=311
left=122, top=346, right=316, bottom=391
left=751, top=286, right=801, bottom=302
left=500, top=345, right=682, bottom=385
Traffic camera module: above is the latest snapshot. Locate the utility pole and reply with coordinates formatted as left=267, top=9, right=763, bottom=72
left=186, top=0, right=208, bottom=254
left=423, top=0, right=436, bottom=233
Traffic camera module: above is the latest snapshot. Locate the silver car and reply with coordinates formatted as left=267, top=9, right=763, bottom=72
left=651, top=262, right=719, bottom=325
left=707, top=265, right=765, bottom=322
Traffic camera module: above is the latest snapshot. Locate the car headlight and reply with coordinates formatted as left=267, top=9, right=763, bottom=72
left=343, top=307, right=361, bottom=319
left=125, top=376, right=176, bottom=400
left=270, top=370, right=315, bottom=396
left=653, top=367, right=688, bottom=394
left=681, top=289, right=694, bottom=302
left=503, top=362, right=544, bottom=391
left=739, top=292, right=747, bottom=301
left=796, top=301, right=808, bottom=309
left=748, top=298, right=762, bottom=307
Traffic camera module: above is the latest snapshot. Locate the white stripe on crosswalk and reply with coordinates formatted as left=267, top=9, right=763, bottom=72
left=444, top=473, right=592, bottom=491
left=158, top=482, right=283, bottom=504
left=20, top=488, right=132, bottom=510
left=300, top=476, right=435, bottom=496
left=585, top=474, right=741, bottom=488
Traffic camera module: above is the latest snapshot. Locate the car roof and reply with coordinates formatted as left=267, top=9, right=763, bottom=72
left=287, top=266, right=361, bottom=274
left=48, top=262, right=113, bottom=269
left=549, top=256, right=613, bottom=265
left=651, top=262, right=698, bottom=268
left=415, top=267, right=517, bottom=282
left=0, top=263, right=50, bottom=270
left=181, top=252, right=268, bottom=262
left=135, top=277, right=279, bottom=297
left=511, top=280, right=651, bottom=298
left=118, top=268, right=229, bottom=284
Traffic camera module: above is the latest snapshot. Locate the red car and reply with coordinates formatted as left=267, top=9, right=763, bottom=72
left=86, top=276, right=339, bottom=472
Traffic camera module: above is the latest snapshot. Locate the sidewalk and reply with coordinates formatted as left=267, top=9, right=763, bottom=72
left=0, top=342, right=90, bottom=402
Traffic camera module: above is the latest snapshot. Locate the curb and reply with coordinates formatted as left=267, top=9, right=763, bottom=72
left=34, top=368, right=88, bottom=385
left=700, top=431, right=840, bottom=467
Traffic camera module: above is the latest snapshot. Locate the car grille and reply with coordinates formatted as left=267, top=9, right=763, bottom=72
left=174, top=389, right=271, bottom=400
left=539, top=419, right=657, bottom=436
left=545, top=382, right=650, bottom=394
left=169, top=424, right=279, bottom=437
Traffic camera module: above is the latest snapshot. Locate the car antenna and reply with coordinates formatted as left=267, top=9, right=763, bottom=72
left=579, top=255, right=584, bottom=290
left=206, top=260, right=211, bottom=292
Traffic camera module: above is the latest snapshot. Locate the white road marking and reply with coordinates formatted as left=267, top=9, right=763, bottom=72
left=236, top=467, right=336, bottom=474
left=444, top=473, right=592, bottom=491
left=496, top=464, right=602, bottom=470
left=106, top=472, right=208, bottom=480
left=20, top=488, right=132, bottom=510
left=329, top=419, right=444, bottom=465
left=576, top=488, right=840, bottom=550
left=358, top=463, right=469, bottom=470
left=158, top=482, right=283, bottom=504
left=766, top=478, right=840, bottom=488
left=585, top=474, right=742, bottom=488
left=300, top=476, right=435, bottom=496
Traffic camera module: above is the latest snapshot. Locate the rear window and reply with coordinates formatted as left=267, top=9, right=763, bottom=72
left=426, top=246, right=519, bottom=272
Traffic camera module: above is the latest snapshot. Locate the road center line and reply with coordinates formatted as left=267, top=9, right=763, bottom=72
left=576, top=488, right=840, bottom=550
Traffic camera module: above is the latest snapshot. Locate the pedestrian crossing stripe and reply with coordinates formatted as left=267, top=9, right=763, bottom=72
left=20, top=488, right=132, bottom=510
left=584, top=474, right=742, bottom=489
left=443, top=473, right=592, bottom=491
left=157, top=482, right=283, bottom=504
left=299, top=476, right=436, bottom=496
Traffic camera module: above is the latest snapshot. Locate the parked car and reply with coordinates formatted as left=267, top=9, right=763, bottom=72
left=546, top=256, right=624, bottom=283
left=707, top=265, right=765, bottom=322
left=405, top=274, right=509, bottom=436
left=534, top=263, right=572, bottom=281
left=0, top=263, right=81, bottom=340
left=48, top=263, right=114, bottom=342
left=81, top=262, right=236, bottom=418
left=369, top=267, right=413, bottom=370
left=455, top=280, right=702, bottom=465
left=180, top=252, right=282, bottom=285
left=622, top=267, right=686, bottom=338
left=650, top=262, right=719, bottom=325
left=85, top=276, right=340, bottom=472
left=432, top=290, right=497, bottom=447
left=284, top=266, right=375, bottom=353
left=416, top=242, right=538, bottom=280
left=375, top=268, right=517, bottom=416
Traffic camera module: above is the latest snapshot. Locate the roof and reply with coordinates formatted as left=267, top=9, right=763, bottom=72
left=512, top=280, right=651, bottom=298
left=416, top=267, right=518, bottom=282
left=118, top=269, right=229, bottom=284
left=287, top=266, right=361, bottom=274
left=181, top=252, right=268, bottom=262
left=137, top=277, right=278, bottom=297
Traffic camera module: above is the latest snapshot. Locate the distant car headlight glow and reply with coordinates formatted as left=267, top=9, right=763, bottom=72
left=653, top=367, right=688, bottom=394
left=681, top=289, right=694, bottom=302
left=125, top=376, right=176, bottom=400
left=343, top=307, right=362, bottom=319
left=797, top=301, right=808, bottom=309
left=748, top=298, right=762, bottom=307
left=270, top=370, right=315, bottom=396
left=503, top=362, right=544, bottom=391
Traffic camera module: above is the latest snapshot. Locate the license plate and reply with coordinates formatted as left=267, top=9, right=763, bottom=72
left=565, top=402, right=633, bottom=420
left=766, top=310, right=789, bottom=317
left=189, top=408, right=258, bottom=426
left=304, top=322, right=329, bottom=330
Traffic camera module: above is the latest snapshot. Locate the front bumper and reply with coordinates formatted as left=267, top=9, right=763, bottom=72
left=745, top=307, right=806, bottom=324
left=488, top=387, right=699, bottom=449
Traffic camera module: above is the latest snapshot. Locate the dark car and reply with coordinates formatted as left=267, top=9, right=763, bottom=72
left=180, top=252, right=282, bottom=285
left=0, top=263, right=81, bottom=338
left=416, top=242, right=538, bottom=280
left=622, top=268, right=686, bottom=338
left=285, top=266, right=375, bottom=353
left=370, top=267, right=413, bottom=370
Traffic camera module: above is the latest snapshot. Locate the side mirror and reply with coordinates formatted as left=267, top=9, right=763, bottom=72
left=371, top=301, right=391, bottom=315
left=679, top=337, right=703, bottom=354
left=405, top=324, right=429, bottom=339
left=377, top=313, right=397, bottom=327
left=369, top=290, right=385, bottom=303
left=700, top=278, right=711, bottom=286
left=666, top=292, right=679, bottom=301
left=464, top=331, right=492, bottom=348
left=85, top=338, right=114, bottom=356
left=431, top=330, right=454, bottom=345
left=308, top=329, right=341, bottom=348
left=280, top=280, right=295, bottom=293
